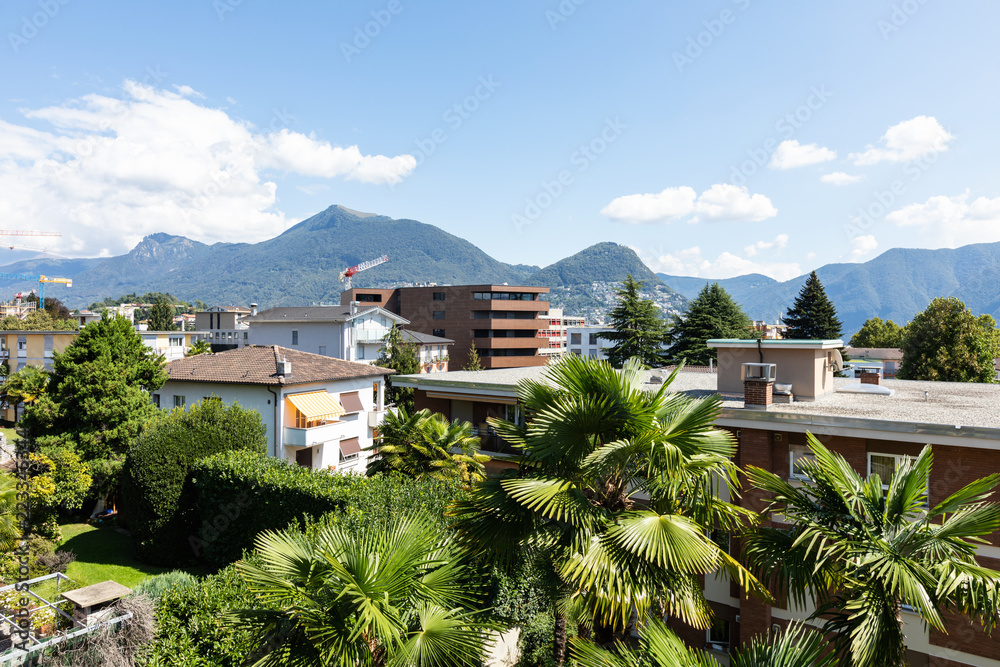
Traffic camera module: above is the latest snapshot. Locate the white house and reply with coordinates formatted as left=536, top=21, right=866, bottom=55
left=565, top=326, right=615, bottom=359
left=157, top=345, right=393, bottom=473
left=247, top=303, right=410, bottom=363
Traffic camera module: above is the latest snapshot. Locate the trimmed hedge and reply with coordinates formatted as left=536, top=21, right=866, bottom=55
left=189, top=450, right=468, bottom=567
left=122, top=400, right=266, bottom=565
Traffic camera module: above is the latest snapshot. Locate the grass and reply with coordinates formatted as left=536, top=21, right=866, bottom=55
left=1, top=426, right=18, bottom=446
left=32, top=522, right=209, bottom=599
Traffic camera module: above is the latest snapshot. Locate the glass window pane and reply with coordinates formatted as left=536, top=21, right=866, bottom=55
left=870, top=454, right=895, bottom=479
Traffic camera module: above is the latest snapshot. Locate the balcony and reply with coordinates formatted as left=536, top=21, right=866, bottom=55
left=283, top=420, right=353, bottom=448
left=355, top=328, right=389, bottom=343
left=368, top=410, right=386, bottom=429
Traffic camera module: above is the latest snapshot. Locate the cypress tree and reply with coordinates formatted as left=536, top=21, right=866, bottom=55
left=783, top=271, right=843, bottom=340
left=596, top=275, right=668, bottom=368
left=666, top=283, right=754, bottom=364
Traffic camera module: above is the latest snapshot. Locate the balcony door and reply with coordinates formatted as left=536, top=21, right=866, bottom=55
left=295, top=447, right=313, bottom=468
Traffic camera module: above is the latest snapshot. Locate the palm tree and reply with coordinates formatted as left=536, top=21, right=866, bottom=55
left=185, top=338, right=212, bottom=356
left=366, top=408, right=489, bottom=484
left=0, top=473, right=19, bottom=552
left=231, top=516, right=496, bottom=666
left=742, top=433, right=1000, bottom=667
left=571, top=619, right=836, bottom=667
left=451, top=355, right=766, bottom=664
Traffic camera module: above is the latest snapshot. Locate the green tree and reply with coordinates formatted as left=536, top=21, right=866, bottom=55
left=123, top=398, right=267, bottom=564
left=0, top=474, right=18, bottom=552
left=464, top=341, right=483, bottom=371
left=365, top=407, right=489, bottom=484
left=0, top=309, right=77, bottom=331
left=186, top=338, right=212, bottom=356
left=848, top=317, right=904, bottom=348
left=23, top=313, right=168, bottom=460
left=376, top=325, right=420, bottom=414
left=596, top=274, right=668, bottom=368
left=231, top=517, right=497, bottom=666
left=451, top=355, right=764, bottom=664
left=782, top=271, right=843, bottom=340
left=977, top=314, right=1000, bottom=361
left=2, top=365, right=49, bottom=409
left=666, top=283, right=754, bottom=364
left=148, top=297, right=177, bottom=331
left=897, top=297, right=995, bottom=382
left=742, top=434, right=1000, bottom=667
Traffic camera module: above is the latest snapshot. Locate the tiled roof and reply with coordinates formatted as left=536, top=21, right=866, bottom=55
left=166, top=345, right=394, bottom=386
left=248, top=306, right=353, bottom=322
left=400, top=329, right=454, bottom=345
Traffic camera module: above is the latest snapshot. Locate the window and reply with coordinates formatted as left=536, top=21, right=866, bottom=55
left=789, top=444, right=815, bottom=481
left=433, top=311, right=446, bottom=320
left=433, top=329, right=445, bottom=337
left=706, top=619, right=730, bottom=652
left=173, top=395, right=185, bottom=408
left=588, top=349, right=597, bottom=358
left=570, top=333, right=582, bottom=345
left=433, top=292, right=446, bottom=301
left=169, top=337, right=183, bottom=346
left=358, top=345, right=365, bottom=360
left=318, top=345, right=327, bottom=356
left=570, top=348, right=581, bottom=355
left=868, top=452, right=917, bottom=487
left=243, top=331, right=248, bottom=340
left=357, top=293, right=382, bottom=302
left=589, top=333, right=598, bottom=345
left=291, top=330, right=299, bottom=345
left=151, top=394, right=160, bottom=408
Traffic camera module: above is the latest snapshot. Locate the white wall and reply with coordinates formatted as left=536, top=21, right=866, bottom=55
left=565, top=326, right=614, bottom=359
left=249, top=321, right=348, bottom=358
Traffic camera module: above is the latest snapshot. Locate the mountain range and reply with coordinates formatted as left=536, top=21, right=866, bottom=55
left=3, top=204, right=1000, bottom=335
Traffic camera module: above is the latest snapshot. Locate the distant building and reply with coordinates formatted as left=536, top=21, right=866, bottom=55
left=399, top=330, right=454, bottom=373
left=341, top=285, right=551, bottom=370
left=75, top=310, right=103, bottom=327
left=246, top=303, right=409, bottom=363
left=565, top=325, right=614, bottom=359
left=844, top=347, right=904, bottom=379
left=537, top=308, right=585, bottom=357
left=194, top=306, right=252, bottom=351
left=135, top=330, right=204, bottom=362
left=753, top=320, right=788, bottom=339
left=158, top=346, right=392, bottom=472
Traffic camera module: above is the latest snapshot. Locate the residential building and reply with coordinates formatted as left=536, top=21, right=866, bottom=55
left=0, top=330, right=79, bottom=421
left=844, top=346, right=904, bottom=378
left=537, top=308, right=585, bottom=357
left=75, top=310, right=103, bottom=327
left=752, top=320, right=788, bottom=339
left=400, top=330, right=453, bottom=373
left=565, top=325, right=614, bottom=359
left=398, top=341, right=1000, bottom=665
left=158, top=346, right=392, bottom=472
left=341, top=284, right=551, bottom=370
left=135, top=329, right=204, bottom=362
left=246, top=304, right=409, bottom=363
left=194, top=305, right=252, bottom=352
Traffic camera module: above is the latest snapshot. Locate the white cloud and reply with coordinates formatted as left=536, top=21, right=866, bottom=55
left=744, top=233, right=789, bottom=257
left=851, top=115, right=954, bottom=166
left=850, top=235, right=878, bottom=258
left=769, top=140, right=836, bottom=170
left=821, top=171, right=863, bottom=185
left=0, top=82, right=416, bottom=256
left=885, top=191, right=1000, bottom=246
left=600, top=186, right=696, bottom=223
left=637, top=245, right=801, bottom=281
left=603, top=183, right=776, bottom=224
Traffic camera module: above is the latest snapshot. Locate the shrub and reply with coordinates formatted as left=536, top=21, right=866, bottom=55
left=122, top=399, right=266, bottom=565
left=0, top=535, right=59, bottom=579
left=133, top=570, right=197, bottom=601
left=36, top=549, right=76, bottom=574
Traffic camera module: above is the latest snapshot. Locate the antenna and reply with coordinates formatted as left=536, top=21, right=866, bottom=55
left=831, top=349, right=844, bottom=373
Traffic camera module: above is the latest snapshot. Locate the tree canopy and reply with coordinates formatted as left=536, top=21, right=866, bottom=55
left=375, top=325, right=420, bottom=413
left=0, top=309, right=77, bottom=331
left=783, top=271, right=843, bottom=340
left=23, top=313, right=168, bottom=459
left=848, top=316, right=904, bottom=348
left=897, top=297, right=996, bottom=382
left=596, top=274, right=668, bottom=368
left=148, top=297, right=177, bottom=331
left=463, top=341, right=483, bottom=371
left=665, top=283, right=754, bottom=365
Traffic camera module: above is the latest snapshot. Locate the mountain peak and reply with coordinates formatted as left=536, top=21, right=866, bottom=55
left=526, top=242, right=665, bottom=288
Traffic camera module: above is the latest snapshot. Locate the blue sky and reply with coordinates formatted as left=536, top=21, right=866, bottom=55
left=2, top=1, right=999, bottom=280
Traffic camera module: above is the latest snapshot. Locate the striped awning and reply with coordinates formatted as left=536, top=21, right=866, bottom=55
left=286, top=391, right=345, bottom=420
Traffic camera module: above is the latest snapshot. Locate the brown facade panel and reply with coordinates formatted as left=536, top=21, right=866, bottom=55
left=412, top=389, right=451, bottom=420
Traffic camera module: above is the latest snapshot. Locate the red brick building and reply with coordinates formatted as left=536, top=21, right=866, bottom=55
left=342, top=285, right=550, bottom=370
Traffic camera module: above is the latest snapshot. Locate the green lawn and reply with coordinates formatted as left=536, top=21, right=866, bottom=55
left=1, top=426, right=18, bottom=446
left=34, top=522, right=209, bottom=597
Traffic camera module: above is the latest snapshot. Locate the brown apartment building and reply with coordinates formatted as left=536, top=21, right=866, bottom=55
left=395, top=340, right=1000, bottom=666
left=341, top=285, right=550, bottom=370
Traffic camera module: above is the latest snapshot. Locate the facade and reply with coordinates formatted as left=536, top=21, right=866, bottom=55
left=135, top=330, right=204, bottom=362
left=247, top=304, right=409, bottom=363
left=158, top=346, right=392, bottom=472
left=0, top=330, right=79, bottom=421
left=194, top=306, right=252, bottom=352
left=398, top=343, right=1000, bottom=665
left=74, top=310, right=103, bottom=327
left=564, top=325, right=614, bottom=359
left=844, top=347, right=904, bottom=379
left=752, top=320, right=788, bottom=339
left=341, top=285, right=551, bottom=370
left=537, top=308, right=586, bottom=357
left=399, top=329, right=453, bottom=373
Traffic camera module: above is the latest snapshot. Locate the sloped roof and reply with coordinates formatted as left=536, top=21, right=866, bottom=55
left=248, top=305, right=407, bottom=324
left=166, top=345, right=393, bottom=386
left=400, top=329, right=454, bottom=345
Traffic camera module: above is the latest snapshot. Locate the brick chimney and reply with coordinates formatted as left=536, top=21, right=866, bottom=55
left=742, top=362, right=776, bottom=410
left=860, top=371, right=880, bottom=386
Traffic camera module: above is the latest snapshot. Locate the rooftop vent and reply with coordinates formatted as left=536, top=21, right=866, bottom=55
left=277, top=356, right=291, bottom=376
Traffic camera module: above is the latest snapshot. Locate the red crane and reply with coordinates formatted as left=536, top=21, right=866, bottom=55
left=338, top=255, right=388, bottom=291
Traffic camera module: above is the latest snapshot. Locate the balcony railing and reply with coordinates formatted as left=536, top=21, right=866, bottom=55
left=355, top=329, right=389, bottom=343
left=283, top=421, right=353, bottom=448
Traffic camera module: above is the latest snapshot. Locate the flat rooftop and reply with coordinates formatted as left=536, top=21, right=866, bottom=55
left=397, top=366, right=1000, bottom=440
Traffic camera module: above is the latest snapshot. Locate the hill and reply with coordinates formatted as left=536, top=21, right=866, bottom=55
left=660, top=242, right=1000, bottom=335
left=525, top=242, right=664, bottom=287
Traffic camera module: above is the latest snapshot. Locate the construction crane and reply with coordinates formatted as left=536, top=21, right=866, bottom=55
left=0, top=230, right=61, bottom=238
left=0, top=272, right=73, bottom=309
left=338, top=255, right=388, bottom=291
